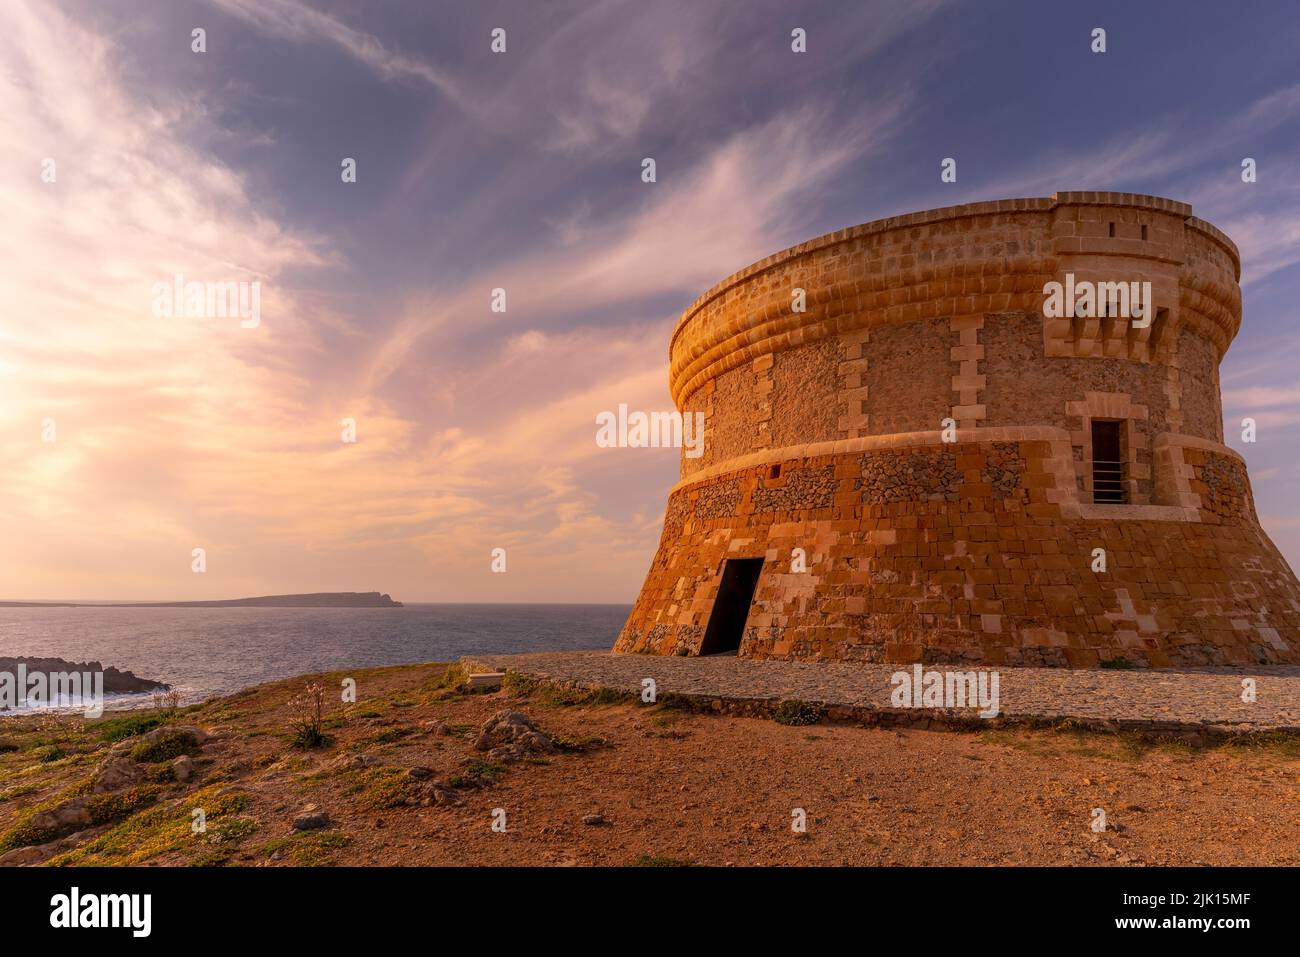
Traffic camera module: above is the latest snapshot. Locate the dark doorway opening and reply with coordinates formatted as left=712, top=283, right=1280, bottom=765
left=699, top=558, right=764, bottom=655
left=1091, top=420, right=1126, bottom=504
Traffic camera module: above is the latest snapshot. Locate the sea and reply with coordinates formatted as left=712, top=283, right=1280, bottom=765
left=0, top=603, right=630, bottom=712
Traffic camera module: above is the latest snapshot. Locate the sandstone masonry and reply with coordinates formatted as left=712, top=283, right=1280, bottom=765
left=616, top=192, right=1300, bottom=667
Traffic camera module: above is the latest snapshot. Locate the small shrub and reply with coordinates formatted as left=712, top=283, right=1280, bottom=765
left=189, top=849, right=233, bottom=867
left=86, top=785, right=160, bottom=825
left=773, top=700, right=823, bottom=726
left=1099, top=657, right=1136, bottom=670
left=288, top=682, right=331, bottom=749
left=361, top=726, right=416, bottom=746
left=343, top=767, right=410, bottom=810
left=130, top=729, right=200, bottom=763
left=145, top=763, right=175, bottom=783
left=502, top=670, right=538, bottom=696
left=151, top=689, right=182, bottom=712
left=263, top=831, right=352, bottom=866
left=94, top=712, right=168, bottom=743
left=210, top=816, right=259, bottom=845
left=0, top=817, right=59, bottom=853
left=432, top=665, right=469, bottom=694
left=538, top=684, right=625, bottom=708
left=1222, top=731, right=1300, bottom=760
left=632, top=854, right=695, bottom=867
left=38, top=746, right=68, bottom=763
left=448, top=759, right=505, bottom=788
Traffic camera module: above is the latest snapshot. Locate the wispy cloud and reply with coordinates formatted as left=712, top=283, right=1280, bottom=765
left=362, top=97, right=910, bottom=395
left=207, top=0, right=467, bottom=104
left=6, top=0, right=1298, bottom=600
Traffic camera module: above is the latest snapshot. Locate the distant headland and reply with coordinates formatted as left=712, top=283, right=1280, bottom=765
left=0, top=592, right=403, bottom=608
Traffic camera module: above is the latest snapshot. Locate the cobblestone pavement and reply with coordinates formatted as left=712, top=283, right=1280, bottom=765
left=462, top=652, right=1300, bottom=732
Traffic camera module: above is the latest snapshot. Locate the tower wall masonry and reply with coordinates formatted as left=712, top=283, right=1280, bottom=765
left=616, top=193, right=1300, bottom=666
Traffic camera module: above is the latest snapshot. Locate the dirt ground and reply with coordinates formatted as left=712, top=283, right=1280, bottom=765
left=2, top=662, right=1298, bottom=866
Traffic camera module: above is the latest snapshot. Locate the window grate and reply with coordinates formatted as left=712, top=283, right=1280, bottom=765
left=1090, top=419, right=1127, bottom=504
left=1092, top=460, right=1127, bottom=503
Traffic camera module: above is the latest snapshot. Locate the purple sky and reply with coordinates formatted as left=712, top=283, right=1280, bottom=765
left=2, top=0, right=1299, bottom=601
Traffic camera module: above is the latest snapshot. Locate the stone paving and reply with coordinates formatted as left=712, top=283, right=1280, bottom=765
left=461, top=651, right=1300, bottom=734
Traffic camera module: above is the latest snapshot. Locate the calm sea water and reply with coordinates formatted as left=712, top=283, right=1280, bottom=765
left=0, top=603, right=629, bottom=708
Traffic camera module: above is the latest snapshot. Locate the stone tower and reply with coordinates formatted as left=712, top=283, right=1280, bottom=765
left=615, top=192, right=1300, bottom=667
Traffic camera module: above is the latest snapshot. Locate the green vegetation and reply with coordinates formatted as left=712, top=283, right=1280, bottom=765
left=360, top=726, right=417, bottom=747
left=449, top=759, right=506, bottom=788
left=50, top=787, right=249, bottom=866
left=538, top=684, right=625, bottom=708
left=93, top=712, right=169, bottom=743
left=1221, top=730, right=1300, bottom=760
left=503, top=670, right=626, bottom=708
left=260, top=830, right=351, bottom=866
left=210, top=816, right=259, bottom=844
left=340, top=766, right=411, bottom=810
left=432, top=664, right=469, bottom=694
left=653, top=692, right=694, bottom=712
left=632, top=854, right=695, bottom=867
left=0, top=780, right=161, bottom=854
left=551, top=734, right=610, bottom=753
left=502, top=670, right=539, bottom=696
left=86, top=785, right=161, bottom=826
left=130, top=729, right=201, bottom=763
left=773, top=700, right=824, bottom=726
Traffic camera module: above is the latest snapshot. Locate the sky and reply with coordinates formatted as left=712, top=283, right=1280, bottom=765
left=1, top=0, right=1298, bottom=603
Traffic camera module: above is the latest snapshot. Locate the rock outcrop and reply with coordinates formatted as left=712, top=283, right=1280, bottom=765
left=474, top=709, right=556, bottom=762
left=0, top=657, right=166, bottom=696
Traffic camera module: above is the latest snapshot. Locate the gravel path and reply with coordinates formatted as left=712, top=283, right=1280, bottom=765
left=462, top=652, right=1300, bottom=733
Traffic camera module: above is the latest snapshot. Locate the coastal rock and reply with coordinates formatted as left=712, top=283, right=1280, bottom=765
left=0, top=844, right=47, bottom=866
left=293, top=806, right=330, bottom=831
left=141, top=725, right=208, bottom=746
left=0, top=828, right=95, bottom=867
left=31, top=797, right=92, bottom=832
left=429, top=783, right=462, bottom=806
left=330, top=753, right=378, bottom=771
left=582, top=813, right=605, bottom=826
left=92, top=753, right=146, bottom=794
left=0, top=657, right=166, bottom=696
left=91, top=725, right=207, bottom=792
left=474, top=710, right=555, bottom=759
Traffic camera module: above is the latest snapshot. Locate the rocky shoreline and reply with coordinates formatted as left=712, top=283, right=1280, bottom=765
left=0, top=657, right=167, bottom=697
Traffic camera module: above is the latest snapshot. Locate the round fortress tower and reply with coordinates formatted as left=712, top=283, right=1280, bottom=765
left=616, top=192, right=1300, bottom=667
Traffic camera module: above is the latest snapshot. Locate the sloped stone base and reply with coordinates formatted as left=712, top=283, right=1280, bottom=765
left=614, top=431, right=1300, bottom=667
